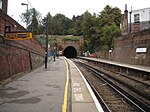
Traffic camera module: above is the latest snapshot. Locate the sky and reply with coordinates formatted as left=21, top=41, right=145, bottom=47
left=8, top=0, right=150, bottom=26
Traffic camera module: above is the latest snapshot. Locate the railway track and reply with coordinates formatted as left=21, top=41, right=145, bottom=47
left=72, top=59, right=150, bottom=112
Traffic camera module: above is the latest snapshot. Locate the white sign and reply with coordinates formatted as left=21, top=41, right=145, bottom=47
left=0, top=0, right=2, bottom=9
left=109, top=50, right=112, bottom=53
left=136, top=48, right=147, bottom=53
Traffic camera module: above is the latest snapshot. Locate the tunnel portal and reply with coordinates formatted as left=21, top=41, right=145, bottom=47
left=63, top=46, right=77, bottom=58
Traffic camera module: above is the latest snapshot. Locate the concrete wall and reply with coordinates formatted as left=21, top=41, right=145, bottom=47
left=130, top=7, right=150, bottom=23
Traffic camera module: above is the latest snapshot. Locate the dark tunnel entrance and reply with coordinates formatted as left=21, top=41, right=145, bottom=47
left=63, top=46, right=77, bottom=58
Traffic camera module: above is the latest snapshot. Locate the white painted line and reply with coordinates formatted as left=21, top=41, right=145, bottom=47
left=69, top=59, right=104, bottom=112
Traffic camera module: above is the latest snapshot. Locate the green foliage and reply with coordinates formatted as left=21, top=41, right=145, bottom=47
left=49, top=37, right=57, bottom=45
left=36, top=35, right=44, bottom=45
left=20, top=8, right=42, bottom=35
left=20, top=5, right=122, bottom=53
left=42, top=13, right=73, bottom=35
left=81, top=5, right=121, bottom=52
left=62, top=36, right=80, bottom=41
left=81, top=11, right=102, bottom=53
left=72, top=15, right=84, bottom=36
left=67, top=28, right=77, bottom=35
left=99, top=5, right=121, bottom=27
left=101, top=23, right=121, bottom=50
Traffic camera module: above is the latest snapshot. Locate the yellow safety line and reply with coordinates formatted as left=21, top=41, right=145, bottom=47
left=62, top=58, right=69, bottom=112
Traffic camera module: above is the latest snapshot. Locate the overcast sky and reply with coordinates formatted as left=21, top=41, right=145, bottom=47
left=8, top=0, right=150, bottom=26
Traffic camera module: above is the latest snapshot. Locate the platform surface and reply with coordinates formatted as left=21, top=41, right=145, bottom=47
left=67, top=59, right=104, bottom=112
left=0, top=58, right=66, bottom=112
left=80, top=57, right=150, bottom=73
left=0, top=57, right=103, bottom=112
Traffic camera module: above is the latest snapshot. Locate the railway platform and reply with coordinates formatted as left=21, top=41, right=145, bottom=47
left=0, top=57, right=103, bottom=112
left=67, top=59, right=103, bottom=112
left=79, top=57, right=150, bottom=80
left=80, top=57, right=150, bottom=73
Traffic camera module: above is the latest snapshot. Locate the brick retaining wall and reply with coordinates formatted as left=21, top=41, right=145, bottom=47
left=0, top=9, right=45, bottom=81
left=95, top=29, right=150, bottom=66
left=112, top=29, right=150, bottom=66
left=0, top=37, right=45, bottom=81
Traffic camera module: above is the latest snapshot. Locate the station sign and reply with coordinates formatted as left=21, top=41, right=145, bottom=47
left=5, top=30, right=32, bottom=40
left=136, top=48, right=147, bottom=53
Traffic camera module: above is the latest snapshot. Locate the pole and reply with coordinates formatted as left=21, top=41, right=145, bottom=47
left=21, top=3, right=28, bottom=29
left=26, top=4, right=28, bottom=28
left=45, top=17, right=48, bottom=69
left=129, top=7, right=132, bottom=34
left=129, top=12, right=131, bottom=33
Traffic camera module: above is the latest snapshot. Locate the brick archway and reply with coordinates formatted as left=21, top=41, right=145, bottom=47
left=63, top=46, right=77, bottom=58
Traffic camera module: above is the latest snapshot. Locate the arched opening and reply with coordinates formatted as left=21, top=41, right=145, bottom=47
left=63, top=46, right=77, bottom=58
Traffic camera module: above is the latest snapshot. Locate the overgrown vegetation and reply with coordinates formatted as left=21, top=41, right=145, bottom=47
left=62, top=36, right=80, bottom=41
left=20, top=5, right=121, bottom=53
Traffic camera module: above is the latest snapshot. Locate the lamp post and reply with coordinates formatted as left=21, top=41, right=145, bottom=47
left=129, top=7, right=132, bottom=34
left=21, top=3, right=28, bottom=28
left=45, top=16, right=49, bottom=69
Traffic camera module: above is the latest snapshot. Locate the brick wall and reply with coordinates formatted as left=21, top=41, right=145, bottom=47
left=112, top=29, right=150, bottom=66
left=56, top=36, right=84, bottom=56
left=0, top=37, right=45, bottom=81
left=0, top=9, right=45, bottom=81
left=0, top=9, right=24, bottom=34
left=95, top=29, right=150, bottom=66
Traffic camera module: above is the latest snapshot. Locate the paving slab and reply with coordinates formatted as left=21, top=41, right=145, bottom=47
left=67, top=59, right=104, bottom=112
left=0, top=57, right=66, bottom=112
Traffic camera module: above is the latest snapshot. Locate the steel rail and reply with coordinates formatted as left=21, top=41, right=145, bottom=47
left=87, top=79, right=111, bottom=112
left=76, top=60, right=150, bottom=112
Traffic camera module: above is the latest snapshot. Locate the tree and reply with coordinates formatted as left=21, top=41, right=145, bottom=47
left=42, top=13, right=56, bottom=35
left=99, top=5, right=121, bottom=27
left=97, top=5, right=121, bottom=50
left=42, top=13, right=73, bottom=35
left=82, top=11, right=92, bottom=38
left=101, top=23, right=121, bottom=50
left=67, top=28, right=77, bottom=35
left=20, top=8, right=42, bottom=35
left=19, top=5, right=122, bottom=53
left=72, top=15, right=84, bottom=36
left=28, top=8, right=39, bottom=35
left=53, top=14, right=73, bottom=35
left=81, top=11, right=101, bottom=53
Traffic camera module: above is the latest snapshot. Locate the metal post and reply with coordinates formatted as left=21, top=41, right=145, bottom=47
left=45, top=17, right=48, bottom=69
left=26, top=4, right=28, bottom=28
left=129, top=7, right=132, bottom=34
left=54, top=46, right=56, bottom=61
left=21, top=3, right=28, bottom=28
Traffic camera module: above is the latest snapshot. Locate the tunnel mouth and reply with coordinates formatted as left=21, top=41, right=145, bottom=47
left=63, top=46, right=77, bottom=58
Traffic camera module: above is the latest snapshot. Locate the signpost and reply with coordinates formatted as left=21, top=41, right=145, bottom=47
left=5, top=31, right=32, bottom=40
